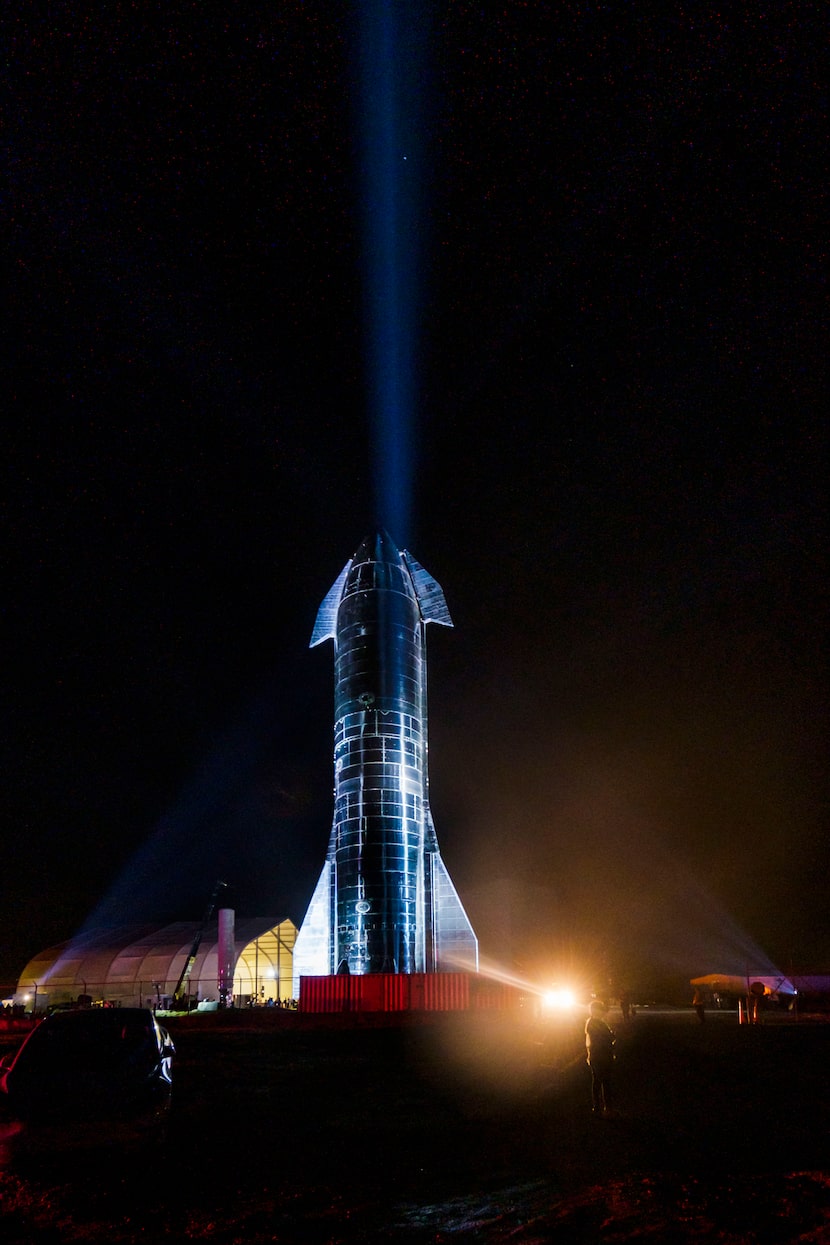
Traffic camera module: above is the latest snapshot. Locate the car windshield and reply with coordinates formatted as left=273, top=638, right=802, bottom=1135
left=15, top=1011, right=157, bottom=1073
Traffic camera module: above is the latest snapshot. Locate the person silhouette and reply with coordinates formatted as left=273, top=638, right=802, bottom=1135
left=585, top=999, right=616, bottom=1117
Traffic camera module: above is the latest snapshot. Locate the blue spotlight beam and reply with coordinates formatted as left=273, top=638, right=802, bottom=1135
left=355, top=2, right=431, bottom=545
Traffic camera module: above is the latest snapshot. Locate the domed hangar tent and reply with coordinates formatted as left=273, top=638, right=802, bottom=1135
left=14, top=918, right=297, bottom=1012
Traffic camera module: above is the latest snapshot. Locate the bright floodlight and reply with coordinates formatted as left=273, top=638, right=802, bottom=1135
left=542, top=987, right=577, bottom=1010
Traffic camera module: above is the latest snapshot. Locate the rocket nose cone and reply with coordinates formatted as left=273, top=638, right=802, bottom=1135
left=353, top=530, right=402, bottom=565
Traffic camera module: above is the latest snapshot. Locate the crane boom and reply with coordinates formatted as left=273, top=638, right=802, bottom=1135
left=172, top=880, right=228, bottom=1009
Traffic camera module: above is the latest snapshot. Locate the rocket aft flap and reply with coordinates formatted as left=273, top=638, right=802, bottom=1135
left=293, top=532, right=478, bottom=987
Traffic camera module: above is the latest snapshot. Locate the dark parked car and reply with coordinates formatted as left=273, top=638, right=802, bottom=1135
left=0, top=1007, right=174, bottom=1159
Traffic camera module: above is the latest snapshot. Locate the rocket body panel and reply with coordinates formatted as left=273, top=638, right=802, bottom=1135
left=293, top=533, right=477, bottom=992
left=332, top=535, right=428, bottom=975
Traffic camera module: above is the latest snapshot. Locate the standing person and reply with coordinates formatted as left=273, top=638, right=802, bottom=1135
left=692, top=986, right=706, bottom=1024
left=585, top=1000, right=616, bottom=1117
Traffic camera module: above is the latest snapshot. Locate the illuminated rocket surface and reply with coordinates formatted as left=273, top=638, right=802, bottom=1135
left=293, top=532, right=478, bottom=982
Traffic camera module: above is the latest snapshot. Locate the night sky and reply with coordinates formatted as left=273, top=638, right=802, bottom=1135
left=3, top=3, right=826, bottom=990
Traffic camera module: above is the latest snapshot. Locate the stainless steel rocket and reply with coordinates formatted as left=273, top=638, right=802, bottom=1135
left=293, top=532, right=478, bottom=982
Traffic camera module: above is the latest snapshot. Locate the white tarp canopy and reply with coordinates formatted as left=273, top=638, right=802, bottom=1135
left=15, top=917, right=298, bottom=1010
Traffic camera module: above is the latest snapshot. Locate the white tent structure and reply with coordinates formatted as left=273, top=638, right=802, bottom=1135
left=14, top=917, right=297, bottom=1013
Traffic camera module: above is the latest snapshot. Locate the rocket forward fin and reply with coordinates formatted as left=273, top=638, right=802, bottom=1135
left=310, top=561, right=352, bottom=647
left=402, top=554, right=453, bottom=627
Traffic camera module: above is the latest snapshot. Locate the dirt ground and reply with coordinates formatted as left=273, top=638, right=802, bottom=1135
left=2, top=1006, right=830, bottom=1242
